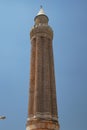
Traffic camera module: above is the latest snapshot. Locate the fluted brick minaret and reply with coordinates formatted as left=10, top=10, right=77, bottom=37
left=26, top=7, right=60, bottom=130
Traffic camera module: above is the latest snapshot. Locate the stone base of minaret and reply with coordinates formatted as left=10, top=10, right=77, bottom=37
left=26, top=119, right=60, bottom=130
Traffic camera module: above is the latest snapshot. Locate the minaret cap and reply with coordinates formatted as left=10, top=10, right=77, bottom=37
left=34, top=6, right=49, bottom=23
left=37, top=6, right=45, bottom=15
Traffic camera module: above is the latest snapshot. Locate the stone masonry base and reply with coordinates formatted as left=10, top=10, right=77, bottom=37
left=26, top=119, right=60, bottom=130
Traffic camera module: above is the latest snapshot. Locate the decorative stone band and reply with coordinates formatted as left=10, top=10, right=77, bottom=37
left=27, top=112, right=58, bottom=122
left=30, top=33, right=52, bottom=43
left=30, top=24, right=53, bottom=40
left=26, top=120, right=60, bottom=130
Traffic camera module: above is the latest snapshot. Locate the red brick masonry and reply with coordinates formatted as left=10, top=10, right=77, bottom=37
left=26, top=10, right=60, bottom=130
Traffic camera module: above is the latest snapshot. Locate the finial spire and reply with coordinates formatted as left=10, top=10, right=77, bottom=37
left=40, top=5, right=43, bottom=9
left=37, top=6, right=45, bottom=16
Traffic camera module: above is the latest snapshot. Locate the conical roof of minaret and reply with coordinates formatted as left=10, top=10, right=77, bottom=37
left=34, top=6, right=49, bottom=22
left=37, top=6, right=45, bottom=15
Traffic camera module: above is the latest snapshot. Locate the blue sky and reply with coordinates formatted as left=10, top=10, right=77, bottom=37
left=0, top=0, right=87, bottom=130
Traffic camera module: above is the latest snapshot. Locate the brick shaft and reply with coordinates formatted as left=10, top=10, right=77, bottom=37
left=26, top=10, right=59, bottom=130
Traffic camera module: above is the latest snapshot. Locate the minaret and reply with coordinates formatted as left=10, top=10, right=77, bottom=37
left=26, top=7, right=60, bottom=130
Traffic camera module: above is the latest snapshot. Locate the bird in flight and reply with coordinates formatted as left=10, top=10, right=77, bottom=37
left=0, top=116, right=6, bottom=120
